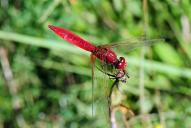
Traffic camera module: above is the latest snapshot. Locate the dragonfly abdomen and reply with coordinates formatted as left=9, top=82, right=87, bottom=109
left=48, top=25, right=96, bottom=52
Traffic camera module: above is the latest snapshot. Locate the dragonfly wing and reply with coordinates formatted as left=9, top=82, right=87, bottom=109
left=94, top=62, right=135, bottom=127
left=91, top=60, right=113, bottom=126
left=100, top=70, right=112, bottom=127
left=98, top=44, right=113, bottom=49
left=100, top=38, right=164, bottom=52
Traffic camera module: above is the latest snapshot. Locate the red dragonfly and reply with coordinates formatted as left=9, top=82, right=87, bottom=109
left=48, top=25, right=162, bottom=81
left=48, top=25, right=163, bottom=117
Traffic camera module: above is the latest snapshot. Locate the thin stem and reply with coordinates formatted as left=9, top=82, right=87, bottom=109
left=108, top=80, right=119, bottom=127
left=38, top=0, right=61, bottom=23
left=0, top=47, right=27, bottom=127
left=139, top=0, right=152, bottom=128
left=90, top=54, right=96, bottom=116
left=139, top=0, right=148, bottom=114
left=155, top=90, right=166, bottom=128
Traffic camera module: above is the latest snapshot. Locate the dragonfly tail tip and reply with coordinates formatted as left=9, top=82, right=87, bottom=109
left=48, top=24, right=55, bottom=30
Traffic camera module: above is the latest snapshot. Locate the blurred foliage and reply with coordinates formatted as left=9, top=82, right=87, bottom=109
left=0, top=0, right=191, bottom=128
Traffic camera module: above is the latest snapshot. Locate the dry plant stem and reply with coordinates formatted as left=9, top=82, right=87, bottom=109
left=128, top=111, right=176, bottom=127
left=0, top=0, right=8, bottom=8
left=139, top=0, right=147, bottom=115
left=0, top=47, right=27, bottom=127
left=139, top=0, right=152, bottom=127
left=108, top=80, right=119, bottom=128
left=122, top=114, right=129, bottom=128
left=90, top=54, right=96, bottom=116
left=111, top=104, right=134, bottom=128
left=0, top=47, right=18, bottom=105
left=155, top=90, right=166, bottom=128
left=38, top=0, right=61, bottom=23
left=110, top=112, right=117, bottom=128
left=181, top=15, right=191, bottom=42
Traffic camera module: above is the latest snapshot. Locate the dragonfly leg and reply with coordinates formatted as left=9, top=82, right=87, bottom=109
left=98, top=44, right=112, bottom=49
left=101, top=62, right=108, bottom=70
left=96, top=66, right=116, bottom=78
left=126, top=72, right=130, bottom=78
left=109, top=76, right=116, bottom=80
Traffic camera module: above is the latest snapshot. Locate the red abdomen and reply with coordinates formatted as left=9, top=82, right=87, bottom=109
left=48, top=25, right=96, bottom=52
left=92, top=47, right=117, bottom=64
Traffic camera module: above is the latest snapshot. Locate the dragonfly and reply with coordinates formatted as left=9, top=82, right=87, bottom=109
left=48, top=25, right=163, bottom=119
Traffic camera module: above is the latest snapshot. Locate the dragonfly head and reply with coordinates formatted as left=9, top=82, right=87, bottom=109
left=116, top=57, right=126, bottom=70
left=116, top=69, right=129, bottom=83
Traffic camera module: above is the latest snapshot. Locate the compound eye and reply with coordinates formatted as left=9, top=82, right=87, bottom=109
left=116, top=57, right=126, bottom=69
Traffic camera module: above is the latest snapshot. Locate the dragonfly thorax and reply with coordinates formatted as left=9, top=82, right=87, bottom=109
left=92, top=47, right=117, bottom=64
left=93, top=47, right=126, bottom=70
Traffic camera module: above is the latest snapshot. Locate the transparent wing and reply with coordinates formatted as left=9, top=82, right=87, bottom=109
left=99, top=37, right=165, bottom=52
left=93, top=60, right=115, bottom=127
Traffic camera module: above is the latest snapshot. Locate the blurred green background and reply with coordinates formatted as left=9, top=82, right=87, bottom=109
left=0, top=0, right=191, bottom=128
